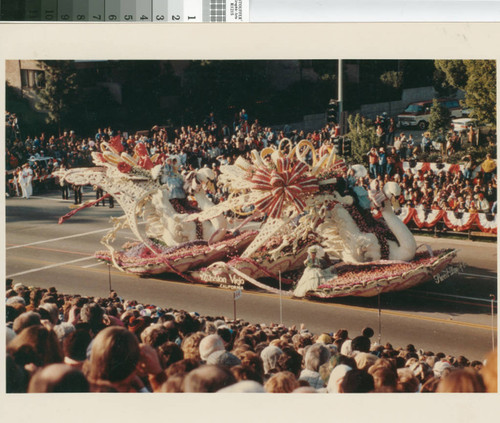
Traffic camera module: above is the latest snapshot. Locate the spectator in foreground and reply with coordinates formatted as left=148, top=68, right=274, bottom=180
left=28, top=363, right=89, bottom=393
left=5, top=284, right=496, bottom=394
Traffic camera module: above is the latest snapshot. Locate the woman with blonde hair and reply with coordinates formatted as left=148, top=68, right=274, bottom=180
left=436, top=368, right=486, bottom=393
left=265, top=371, right=300, bottom=393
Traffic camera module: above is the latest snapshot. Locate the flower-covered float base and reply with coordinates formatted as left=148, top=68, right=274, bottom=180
left=95, top=231, right=257, bottom=276
left=191, top=249, right=308, bottom=289
left=307, top=249, right=457, bottom=298
left=191, top=249, right=457, bottom=299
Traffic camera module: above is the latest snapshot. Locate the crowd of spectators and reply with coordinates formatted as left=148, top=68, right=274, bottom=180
left=5, top=108, right=497, bottom=216
left=6, top=281, right=497, bottom=393
left=358, top=149, right=497, bottom=214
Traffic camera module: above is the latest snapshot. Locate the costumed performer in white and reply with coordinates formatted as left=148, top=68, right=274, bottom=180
left=19, top=163, right=33, bottom=199
left=294, top=245, right=337, bottom=298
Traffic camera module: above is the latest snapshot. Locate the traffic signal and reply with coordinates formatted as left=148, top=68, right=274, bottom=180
left=327, top=100, right=338, bottom=124
left=342, top=138, right=352, bottom=156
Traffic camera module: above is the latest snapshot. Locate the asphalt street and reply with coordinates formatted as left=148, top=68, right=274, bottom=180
left=4, top=188, right=498, bottom=361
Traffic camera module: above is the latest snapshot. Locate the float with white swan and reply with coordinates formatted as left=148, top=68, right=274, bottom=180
left=54, top=137, right=458, bottom=299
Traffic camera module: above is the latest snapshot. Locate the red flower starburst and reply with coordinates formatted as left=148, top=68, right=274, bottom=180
left=250, top=157, right=318, bottom=218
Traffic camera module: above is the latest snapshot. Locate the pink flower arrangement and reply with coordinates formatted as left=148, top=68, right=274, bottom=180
left=95, top=231, right=258, bottom=274
left=312, top=249, right=456, bottom=298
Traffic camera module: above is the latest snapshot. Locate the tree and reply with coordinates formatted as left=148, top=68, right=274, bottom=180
left=434, top=60, right=468, bottom=90
left=463, top=60, right=496, bottom=127
left=380, top=71, right=403, bottom=89
left=180, top=60, right=272, bottom=124
left=434, top=60, right=496, bottom=127
left=428, top=99, right=451, bottom=147
left=35, top=61, right=78, bottom=134
left=347, top=114, right=378, bottom=164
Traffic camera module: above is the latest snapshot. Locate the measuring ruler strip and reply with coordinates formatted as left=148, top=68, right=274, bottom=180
left=1, top=0, right=249, bottom=22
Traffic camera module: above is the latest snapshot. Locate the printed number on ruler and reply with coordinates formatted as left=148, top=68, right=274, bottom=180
left=58, top=0, right=72, bottom=21
left=153, top=0, right=168, bottom=22
left=184, top=0, right=202, bottom=21
left=73, top=0, right=88, bottom=21
left=89, top=0, right=104, bottom=21
left=121, top=0, right=136, bottom=21
left=106, top=0, right=120, bottom=21
left=136, top=0, right=151, bottom=21
left=41, top=0, right=58, bottom=21
left=168, top=0, right=184, bottom=22
left=25, top=0, right=41, bottom=21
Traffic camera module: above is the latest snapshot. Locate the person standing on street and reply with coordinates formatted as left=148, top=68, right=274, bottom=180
left=19, top=163, right=33, bottom=199
left=73, top=184, right=82, bottom=205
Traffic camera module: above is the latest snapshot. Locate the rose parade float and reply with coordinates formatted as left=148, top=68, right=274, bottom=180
left=54, top=137, right=457, bottom=299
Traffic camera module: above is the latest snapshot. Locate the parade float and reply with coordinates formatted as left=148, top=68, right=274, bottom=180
left=55, top=137, right=458, bottom=299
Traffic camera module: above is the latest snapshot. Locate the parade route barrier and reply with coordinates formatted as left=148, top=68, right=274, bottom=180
left=397, top=206, right=497, bottom=235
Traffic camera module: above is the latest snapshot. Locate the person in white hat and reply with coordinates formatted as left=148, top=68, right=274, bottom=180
left=19, top=163, right=33, bottom=199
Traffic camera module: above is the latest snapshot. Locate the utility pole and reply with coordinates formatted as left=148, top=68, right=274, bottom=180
left=338, top=59, right=343, bottom=134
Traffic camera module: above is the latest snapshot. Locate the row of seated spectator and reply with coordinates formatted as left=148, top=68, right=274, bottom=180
left=346, top=163, right=497, bottom=214
left=6, top=281, right=497, bottom=393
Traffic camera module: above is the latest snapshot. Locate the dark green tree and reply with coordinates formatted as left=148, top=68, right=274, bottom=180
left=347, top=114, right=378, bottom=164
left=119, top=60, right=181, bottom=125
left=180, top=60, right=272, bottom=124
left=399, top=60, right=436, bottom=89
left=311, top=60, right=337, bottom=82
left=380, top=71, right=403, bottom=89
left=463, top=60, right=496, bottom=127
left=428, top=99, right=451, bottom=145
left=6, top=81, right=47, bottom=138
left=35, top=61, right=78, bottom=134
left=434, top=60, right=468, bottom=90
left=434, top=60, right=496, bottom=127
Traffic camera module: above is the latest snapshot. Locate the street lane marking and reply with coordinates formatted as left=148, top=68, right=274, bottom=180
left=7, top=221, right=145, bottom=250
left=5, top=245, right=91, bottom=256
left=408, top=290, right=497, bottom=304
left=461, top=272, right=497, bottom=280
left=6, top=256, right=95, bottom=278
left=6, top=228, right=111, bottom=250
left=29, top=196, right=73, bottom=202
left=82, top=262, right=104, bottom=268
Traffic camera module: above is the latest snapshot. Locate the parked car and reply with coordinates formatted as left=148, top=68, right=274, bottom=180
left=28, top=156, right=56, bottom=168
left=451, top=117, right=494, bottom=134
left=451, top=117, right=476, bottom=132
left=397, top=98, right=466, bottom=130
left=451, top=118, right=495, bottom=145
